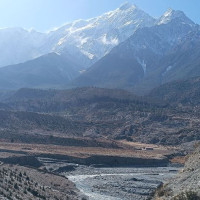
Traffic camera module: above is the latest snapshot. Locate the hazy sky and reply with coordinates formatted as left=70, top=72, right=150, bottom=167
left=0, top=0, right=199, bottom=32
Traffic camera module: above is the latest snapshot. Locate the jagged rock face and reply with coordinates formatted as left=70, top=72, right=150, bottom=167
left=70, top=10, right=199, bottom=93
left=50, top=3, right=155, bottom=68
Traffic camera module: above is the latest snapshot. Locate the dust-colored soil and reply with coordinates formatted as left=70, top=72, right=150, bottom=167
left=170, top=156, right=187, bottom=165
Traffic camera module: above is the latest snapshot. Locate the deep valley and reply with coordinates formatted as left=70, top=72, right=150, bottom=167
left=0, top=1, right=199, bottom=200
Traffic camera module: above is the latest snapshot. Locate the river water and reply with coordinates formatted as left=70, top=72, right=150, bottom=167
left=65, top=166, right=180, bottom=200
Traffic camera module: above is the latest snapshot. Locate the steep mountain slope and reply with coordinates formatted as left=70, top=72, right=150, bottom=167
left=0, top=53, right=79, bottom=90
left=159, top=31, right=200, bottom=83
left=131, top=30, right=200, bottom=95
left=0, top=3, right=155, bottom=68
left=49, top=2, right=155, bottom=68
left=70, top=9, right=199, bottom=94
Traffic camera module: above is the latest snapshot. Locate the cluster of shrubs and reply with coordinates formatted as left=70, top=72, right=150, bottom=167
left=156, top=183, right=200, bottom=200
left=172, top=191, right=200, bottom=200
left=0, top=167, right=46, bottom=199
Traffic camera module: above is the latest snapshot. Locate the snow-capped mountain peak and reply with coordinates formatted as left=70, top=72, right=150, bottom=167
left=0, top=3, right=197, bottom=70
left=0, top=3, right=156, bottom=68
left=157, top=8, right=195, bottom=25
left=48, top=3, right=156, bottom=68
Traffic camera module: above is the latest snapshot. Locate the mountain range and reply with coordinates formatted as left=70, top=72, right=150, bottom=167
left=0, top=2, right=200, bottom=94
left=70, top=8, right=200, bottom=94
left=0, top=3, right=155, bottom=68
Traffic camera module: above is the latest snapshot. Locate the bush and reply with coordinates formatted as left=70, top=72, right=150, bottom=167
left=173, top=191, right=200, bottom=200
left=14, top=183, right=19, bottom=190
left=156, top=184, right=172, bottom=197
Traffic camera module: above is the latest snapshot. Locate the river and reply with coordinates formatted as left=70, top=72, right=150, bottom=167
left=64, top=166, right=180, bottom=200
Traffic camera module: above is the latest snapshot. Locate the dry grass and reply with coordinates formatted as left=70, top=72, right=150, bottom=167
left=0, top=141, right=174, bottom=160
left=170, top=156, right=187, bottom=165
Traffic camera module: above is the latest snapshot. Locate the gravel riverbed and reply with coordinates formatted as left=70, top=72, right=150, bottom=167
left=64, top=166, right=180, bottom=200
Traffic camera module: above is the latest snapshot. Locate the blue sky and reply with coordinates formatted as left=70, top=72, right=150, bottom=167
left=0, top=0, right=199, bottom=32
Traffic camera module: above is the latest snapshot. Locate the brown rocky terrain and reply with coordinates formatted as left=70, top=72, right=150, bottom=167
left=0, top=86, right=199, bottom=199
left=0, top=87, right=200, bottom=146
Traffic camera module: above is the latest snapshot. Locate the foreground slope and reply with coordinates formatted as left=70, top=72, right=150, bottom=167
left=0, top=164, right=81, bottom=200
left=155, top=144, right=200, bottom=199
